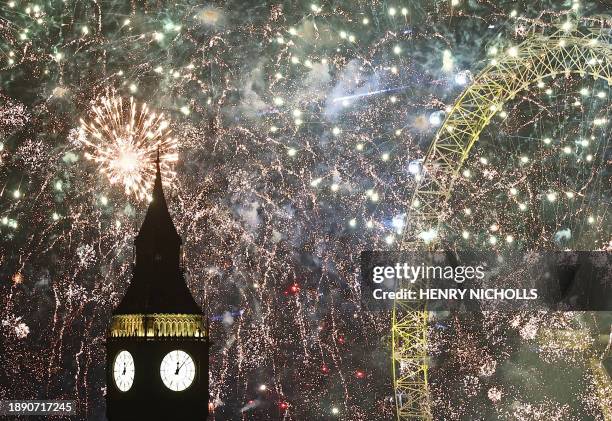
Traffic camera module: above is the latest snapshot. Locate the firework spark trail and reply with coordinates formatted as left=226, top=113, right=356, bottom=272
left=331, top=85, right=411, bottom=103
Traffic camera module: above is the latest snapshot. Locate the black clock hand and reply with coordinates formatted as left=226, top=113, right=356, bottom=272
left=122, top=363, right=126, bottom=376
left=175, top=361, right=180, bottom=375
left=177, top=356, right=190, bottom=372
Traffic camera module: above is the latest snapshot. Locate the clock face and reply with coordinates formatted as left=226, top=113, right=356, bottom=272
left=113, top=350, right=135, bottom=392
left=160, top=350, right=196, bottom=391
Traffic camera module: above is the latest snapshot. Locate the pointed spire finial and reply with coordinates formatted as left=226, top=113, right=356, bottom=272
left=136, top=144, right=178, bottom=246
left=155, top=146, right=161, bottom=177
left=152, top=146, right=163, bottom=202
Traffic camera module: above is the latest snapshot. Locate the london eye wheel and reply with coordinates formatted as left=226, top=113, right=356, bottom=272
left=393, top=21, right=612, bottom=420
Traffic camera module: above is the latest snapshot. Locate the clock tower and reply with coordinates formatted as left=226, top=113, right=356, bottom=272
left=106, top=156, right=208, bottom=420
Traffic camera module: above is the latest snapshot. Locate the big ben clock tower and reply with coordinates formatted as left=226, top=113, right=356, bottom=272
left=106, top=156, right=208, bottom=420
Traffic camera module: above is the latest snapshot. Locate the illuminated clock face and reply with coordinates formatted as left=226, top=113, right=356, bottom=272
left=160, top=350, right=196, bottom=391
left=113, top=350, right=135, bottom=392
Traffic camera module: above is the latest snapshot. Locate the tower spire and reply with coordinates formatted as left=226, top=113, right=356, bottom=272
left=113, top=150, right=200, bottom=315
left=151, top=147, right=164, bottom=206
left=155, top=146, right=161, bottom=175
left=137, top=149, right=179, bottom=247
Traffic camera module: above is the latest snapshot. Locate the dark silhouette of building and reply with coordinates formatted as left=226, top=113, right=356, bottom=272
left=106, top=156, right=208, bottom=420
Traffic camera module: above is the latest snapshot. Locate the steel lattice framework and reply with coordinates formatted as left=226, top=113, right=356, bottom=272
left=393, top=26, right=612, bottom=421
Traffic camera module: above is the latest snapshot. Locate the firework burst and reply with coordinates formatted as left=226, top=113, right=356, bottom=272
left=77, top=95, right=178, bottom=200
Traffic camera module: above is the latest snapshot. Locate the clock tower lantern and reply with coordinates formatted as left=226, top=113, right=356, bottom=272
left=106, top=156, right=208, bottom=420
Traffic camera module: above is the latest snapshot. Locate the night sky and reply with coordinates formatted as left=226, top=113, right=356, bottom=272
left=1, top=1, right=610, bottom=420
